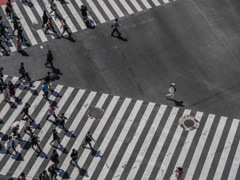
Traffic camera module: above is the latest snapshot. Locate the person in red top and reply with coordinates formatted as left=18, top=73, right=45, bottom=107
left=46, top=103, right=58, bottom=121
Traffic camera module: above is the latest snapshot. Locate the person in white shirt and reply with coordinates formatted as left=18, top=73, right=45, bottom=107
left=111, top=18, right=121, bottom=36
left=166, top=82, right=176, bottom=100
left=6, top=136, right=17, bottom=154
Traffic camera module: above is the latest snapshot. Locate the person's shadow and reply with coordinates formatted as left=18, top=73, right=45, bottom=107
left=174, top=100, right=184, bottom=107
left=17, top=49, right=29, bottom=56
left=112, top=34, right=128, bottom=41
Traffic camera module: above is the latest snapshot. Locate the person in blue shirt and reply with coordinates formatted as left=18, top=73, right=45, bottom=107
left=42, top=82, right=49, bottom=100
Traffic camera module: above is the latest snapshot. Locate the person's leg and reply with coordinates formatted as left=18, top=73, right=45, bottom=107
left=36, top=142, right=41, bottom=151
left=57, top=138, right=60, bottom=144
left=12, top=145, right=17, bottom=153
left=50, top=139, right=55, bottom=144
left=53, top=113, right=57, bottom=120
left=61, top=29, right=65, bottom=36
left=111, top=29, right=116, bottom=36
left=74, top=160, right=80, bottom=168
left=26, top=113, right=33, bottom=120
left=46, top=114, right=50, bottom=120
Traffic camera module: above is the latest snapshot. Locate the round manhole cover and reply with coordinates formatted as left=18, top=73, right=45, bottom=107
left=87, top=107, right=104, bottom=120
left=179, top=115, right=200, bottom=131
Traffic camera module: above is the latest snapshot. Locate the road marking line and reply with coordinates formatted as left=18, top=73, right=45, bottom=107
left=118, top=0, right=134, bottom=14
left=86, top=0, right=106, bottom=23
left=108, top=0, right=124, bottom=17
left=141, top=0, right=152, bottom=9
left=97, top=0, right=115, bottom=20
left=130, top=0, right=142, bottom=12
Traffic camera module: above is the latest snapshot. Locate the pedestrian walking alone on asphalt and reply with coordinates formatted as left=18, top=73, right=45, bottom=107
left=48, top=164, right=57, bottom=180
left=82, top=131, right=95, bottom=151
left=111, top=18, right=121, bottom=37
left=50, top=129, right=60, bottom=145
left=60, top=19, right=71, bottom=38
left=42, top=82, right=49, bottom=100
left=31, top=133, right=42, bottom=152
left=23, top=117, right=33, bottom=134
left=3, top=86, right=11, bottom=103
left=58, top=112, right=67, bottom=132
left=50, top=149, right=60, bottom=170
left=39, top=170, right=50, bottom=180
left=42, top=10, right=48, bottom=28
left=175, top=167, right=183, bottom=180
left=21, top=103, right=33, bottom=121
left=17, top=172, right=26, bottom=180
left=18, top=63, right=25, bottom=82
left=46, top=103, right=58, bottom=121
left=69, top=149, right=81, bottom=171
left=45, top=50, right=54, bottom=69
left=6, top=136, right=17, bottom=154
left=166, top=82, right=176, bottom=100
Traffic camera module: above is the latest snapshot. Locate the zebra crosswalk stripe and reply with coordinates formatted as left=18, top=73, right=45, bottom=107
left=97, top=0, right=115, bottom=21
left=108, top=0, right=124, bottom=18
left=86, top=0, right=106, bottom=23
left=228, top=135, right=240, bottom=179
left=130, top=0, right=143, bottom=12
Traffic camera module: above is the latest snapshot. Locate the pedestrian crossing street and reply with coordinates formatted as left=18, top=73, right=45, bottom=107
left=0, top=0, right=177, bottom=55
left=0, top=75, right=240, bottom=180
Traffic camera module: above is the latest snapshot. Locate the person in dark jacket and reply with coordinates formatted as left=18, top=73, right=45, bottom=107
left=31, top=133, right=42, bottom=152
left=17, top=26, right=26, bottom=42
left=82, top=131, right=95, bottom=151
left=39, top=170, right=50, bottom=180
left=50, top=150, right=59, bottom=170
left=50, top=129, right=60, bottom=145
left=42, top=10, right=48, bottom=28
left=18, top=63, right=25, bottom=82
left=48, top=164, right=57, bottom=180
left=45, top=50, right=54, bottom=68
left=12, top=17, right=19, bottom=35
left=69, top=149, right=81, bottom=170
left=21, top=103, right=33, bottom=121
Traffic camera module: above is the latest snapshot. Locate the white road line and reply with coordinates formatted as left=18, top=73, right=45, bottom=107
left=141, top=0, right=152, bottom=9
left=198, top=116, right=227, bottom=180
left=162, top=0, right=170, bottom=3
left=142, top=109, right=190, bottom=180
left=95, top=100, right=143, bottom=180
left=86, top=0, right=106, bottom=23
left=12, top=85, right=64, bottom=178
left=20, top=2, right=47, bottom=42
left=0, top=81, right=41, bottom=175
left=108, top=0, right=124, bottom=17
left=130, top=0, right=142, bottom=12
left=97, top=0, right=115, bottom=20
left=151, top=0, right=161, bottom=6
left=53, top=0, right=77, bottom=33
left=58, top=93, right=108, bottom=177
left=118, top=0, right=134, bottom=14
left=228, top=134, right=240, bottom=179
left=73, top=0, right=96, bottom=26
left=170, top=112, right=203, bottom=180
left=213, top=119, right=239, bottom=180
left=70, top=96, right=121, bottom=179
left=25, top=87, right=74, bottom=179
left=11, top=3, right=38, bottom=46
left=62, top=0, right=86, bottom=30
left=124, top=105, right=167, bottom=179
left=105, top=102, right=155, bottom=180
left=30, top=0, right=56, bottom=39
left=45, top=91, right=99, bottom=172
left=184, top=114, right=215, bottom=180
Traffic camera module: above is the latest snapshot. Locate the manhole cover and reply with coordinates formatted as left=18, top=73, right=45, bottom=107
left=179, top=115, right=200, bottom=131
left=87, top=107, right=104, bottom=120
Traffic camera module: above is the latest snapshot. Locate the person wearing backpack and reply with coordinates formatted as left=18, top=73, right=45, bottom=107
left=31, top=133, right=42, bottom=152
left=48, top=164, right=57, bottom=180
left=18, top=63, right=25, bottom=82
left=69, top=149, right=81, bottom=171
left=39, top=170, right=50, bottom=180
left=42, top=82, right=49, bottom=100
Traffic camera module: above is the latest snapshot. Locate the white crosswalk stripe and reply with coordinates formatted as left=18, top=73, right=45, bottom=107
left=0, top=0, right=175, bottom=54
left=0, top=75, right=239, bottom=180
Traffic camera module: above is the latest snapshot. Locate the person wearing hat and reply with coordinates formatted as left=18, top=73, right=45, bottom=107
left=166, top=82, right=176, bottom=100
left=111, top=18, right=121, bottom=37
left=39, top=170, right=50, bottom=180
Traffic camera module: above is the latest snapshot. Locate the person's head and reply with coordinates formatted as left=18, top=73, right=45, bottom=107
left=115, top=18, right=118, bottom=22
left=8, top=136, right=12, bottom=140
left=72, top=149, right=76, bottom=153
left=8, top=81, right=11, bottom=84
left=21, top=62, right=24, bottom=66
left=20, top=172, right=25, bottom=177
left=42, top=170, right=47, bottom=174
left=16, top=124, right=19, bottom=128
left=53, top=149, right=57, bottom=153
left=25, top=103, right=30, bottom=107
left=44, top=10, right=46, bottom=14
left=60, top=113, right=64, bottom=116
left=52, top=129, right=56, bottom=133
left=0, top=67, right=3, bottom=70
left=87, top=131, right=91, bottom=134
left=47, top=72, right=50, bottom=75
left=0, top=16, right=2, bottom=20
left=48, top=50, right=51, bottom=54
left=44, top=82, right=47, bottom=85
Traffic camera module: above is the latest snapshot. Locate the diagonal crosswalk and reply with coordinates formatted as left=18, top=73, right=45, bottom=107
left=0, top=0, right=175, bottom=55
left=0, top=75, right=239, bottom=180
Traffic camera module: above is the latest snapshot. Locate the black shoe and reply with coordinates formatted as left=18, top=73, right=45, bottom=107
left=82, top=144, right=86, bottom=148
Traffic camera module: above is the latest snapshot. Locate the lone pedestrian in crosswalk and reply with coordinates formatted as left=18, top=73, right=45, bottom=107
left=50, top=149, right=60, bottom=170
left=21, top=103, right=33, bottom=121
left=18, top=63, right=25, bottom=82
left=48, top=164, right=57, bottom=180
left=69, top=149, right=81, bottom=171
left=6, top=136, right=17, bottom=154
left=166, top=82, right=176, bottom=100
left=42, top=82, right=49, bottom=100
left=58, top=112, right=67, bottom=133
left=111, top=18, right=121, bottom=37
left=42, top=10, right=48, bottom=28
left=45, top=50, right=54, bottom=69
left=31, top=133, right=42, bottom=153
left=82, top=131, right=95, bottom=151
left=60, top=19, right=71, bottom=38
left=50, top=129, right=60, bottom=145
left=46, top=104, right=58, bottom=121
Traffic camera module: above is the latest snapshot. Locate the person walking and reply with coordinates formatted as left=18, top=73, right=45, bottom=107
left=82, top=131, right=95, bottom=151
left=48, top=164, right=57, bottom=180
left=69, top=149, right=81, bottom=170
left=50, top=129, right=60, bottom=145
left=12, top=124, right=21, bottom=139
left=46, top=103, right=58, bottom=121
left=45, top=50, right=54, bottom=68
left=58, top=113, right=67, bottom=133
left=8, top=81, right=16, bottom=98
left=175, top=167, right=183, bottom=180
left=31, top=133, right=42, bottom=152
left=23, top=117, right=33, bottom=134
left=166, top=82, right=176, bottom=100
left=45, top=72, right=53, bottom=91
left=21, top=103, right=33, bottom=121
left=42, top=10, right=48, bottom=28
left=50, top=150, right=59, bottom=170
left=39, top=170, right=50, bottom=180
left=24, top=72, right=32, bottom=89
left=49, top=1, right=57, bottom=17
left=60, top=19, right=71, bottom=38
left=17, top=172, right=26, bottom=180
left=0, top=24, right=9, bottom=41
left=18, top=63, right=25, bottom=82
left=17, top=26, right=26, bottom=43
left=111, top=18, right=121, bottom=37
left=12, top=17, right=19, bottom=35
left=6, top=136, right=17, bottom=154
left=5, top=2, right=13, bottom=19
left=0, top=67, right=3, bottom=84
left=42, top=82, right=49, bottom=100
left=3, top=86, right=11, bottom=103
left=45, top=18, right=57, bottom=35
left=16, top=37, right=22, bottom=51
